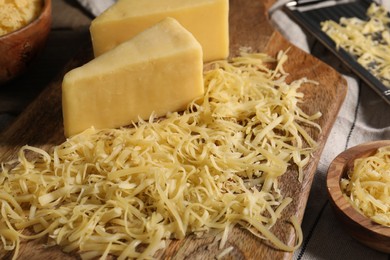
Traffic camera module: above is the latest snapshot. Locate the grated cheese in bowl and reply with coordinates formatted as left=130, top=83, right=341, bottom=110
left=341, top=145, right=390, bottom=227
left=0, top=0, right=43, bottom=36
left=0, top=51, right=321, bottom=259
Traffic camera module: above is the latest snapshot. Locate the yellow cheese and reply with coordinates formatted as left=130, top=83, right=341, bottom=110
left=90, top=0, right=229, bottom=62
left=62, top=17, right=204, bottom=137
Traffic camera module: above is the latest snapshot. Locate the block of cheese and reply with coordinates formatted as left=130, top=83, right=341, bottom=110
left=90, top=0, right=229, bottom=62
left=62, top=17, right=204, bottom=137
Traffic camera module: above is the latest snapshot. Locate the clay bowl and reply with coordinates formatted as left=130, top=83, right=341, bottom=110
left=327, top=140, right=390, bottom=253
left=0, top=0, right=52, bottom=85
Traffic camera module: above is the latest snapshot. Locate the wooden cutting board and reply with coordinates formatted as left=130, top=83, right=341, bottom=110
left=0, top=0, right=347, bottom=259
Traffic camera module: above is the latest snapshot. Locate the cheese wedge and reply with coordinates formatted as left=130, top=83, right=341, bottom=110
left=62, top=17, right=204, bottom=137
left=90, top=0, right=229, bottom=62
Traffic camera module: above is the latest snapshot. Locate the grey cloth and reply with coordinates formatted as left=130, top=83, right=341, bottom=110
left=77, top=1, right=390, bottom=259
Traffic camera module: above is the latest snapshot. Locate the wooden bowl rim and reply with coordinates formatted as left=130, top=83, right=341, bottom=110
left=0, top=0, right=51, bottom=40
left=327, top=140, right=390, bottom=237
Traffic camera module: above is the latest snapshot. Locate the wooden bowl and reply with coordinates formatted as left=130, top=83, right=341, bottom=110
left=0, top=0, right=52, bottom=85
left=327, top=140, right=390, bottom=253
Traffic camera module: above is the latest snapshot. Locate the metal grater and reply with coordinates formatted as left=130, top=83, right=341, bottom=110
left=284, top=0, right=390, bottom=105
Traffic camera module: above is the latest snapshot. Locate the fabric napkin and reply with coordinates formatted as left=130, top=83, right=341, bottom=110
left=76, top=1, right=390, bottom=259
left=76, top=0, right=115, bottom=17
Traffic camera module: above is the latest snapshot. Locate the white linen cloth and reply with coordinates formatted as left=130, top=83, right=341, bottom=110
left=75, top=1, right=390, bottom=259
left=76, top=0, right=115, bottom=16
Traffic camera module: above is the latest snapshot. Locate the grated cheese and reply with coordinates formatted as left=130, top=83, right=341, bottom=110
left=0, top=0, right=42, bottom=36
left=216, top=245, right=234, bottom=259
left=321, top=3, right=390, bottom=88
left=0, top=51, right=321, bottom=259
left=341, top=145, right=390, bottom=227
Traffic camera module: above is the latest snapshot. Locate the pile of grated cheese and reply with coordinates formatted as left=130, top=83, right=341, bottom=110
left=0, top=51, right=321, bottom=259
left=341, top=146, right=390, bottom=227
left=321, top=3, right=390, bottom=88
left=0, top=0, right=42, bottom=36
